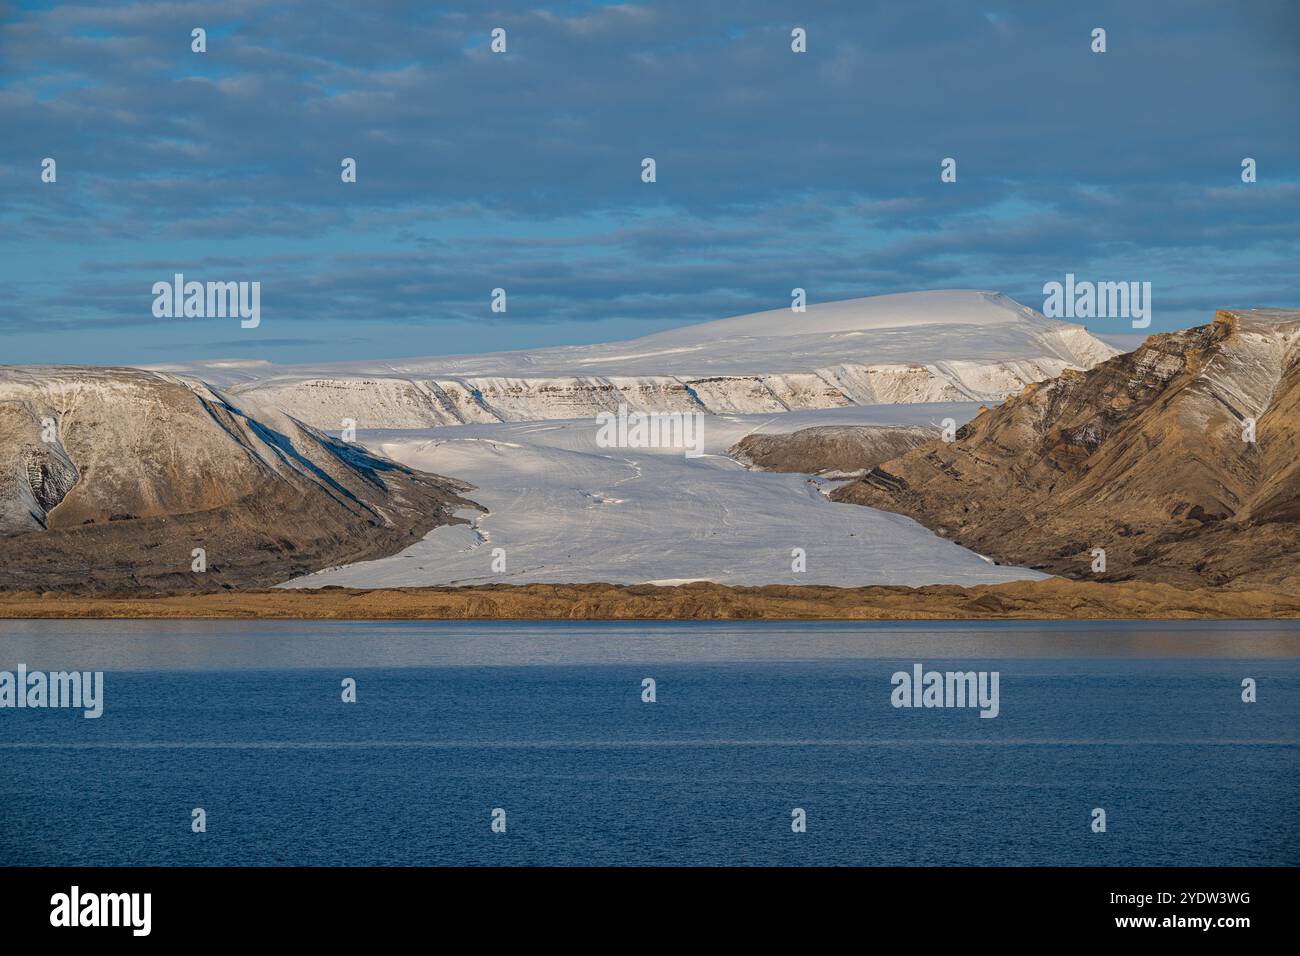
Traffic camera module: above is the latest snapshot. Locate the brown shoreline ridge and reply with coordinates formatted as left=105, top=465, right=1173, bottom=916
left=1, top=578, right=1298, bottom=620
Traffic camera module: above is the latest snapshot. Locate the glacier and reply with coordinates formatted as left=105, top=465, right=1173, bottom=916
left=280, top=404, right=1051, bottom=589
left=152, top=290, right=1120, bottom=589
left=160, top=290, right=1119, bottom=430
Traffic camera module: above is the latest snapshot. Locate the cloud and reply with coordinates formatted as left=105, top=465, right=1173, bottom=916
left=0, top=0, right=1297, bottom=363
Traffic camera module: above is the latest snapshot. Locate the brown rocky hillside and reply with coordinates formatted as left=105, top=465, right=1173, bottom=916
left=832, top=310, right=1300, bottom=590
left=0, top=367, right=474, bottom=592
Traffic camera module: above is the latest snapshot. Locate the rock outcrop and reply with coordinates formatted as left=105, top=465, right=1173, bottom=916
left=730, top=425, right=936, bottom=477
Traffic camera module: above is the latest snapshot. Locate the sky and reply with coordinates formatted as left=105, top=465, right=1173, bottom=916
left=1, top=0, right=1297, bottom=366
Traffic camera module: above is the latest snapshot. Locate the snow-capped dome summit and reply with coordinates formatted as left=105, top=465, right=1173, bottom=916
left=157, top=290, right=1120, bottom=429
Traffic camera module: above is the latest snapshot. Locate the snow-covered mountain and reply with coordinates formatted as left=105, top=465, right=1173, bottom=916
left=158, top=291, right=1118, bottom=429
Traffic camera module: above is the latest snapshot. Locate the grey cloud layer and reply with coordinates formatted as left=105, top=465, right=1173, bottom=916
left=1, top=0, right=1297, bottom=355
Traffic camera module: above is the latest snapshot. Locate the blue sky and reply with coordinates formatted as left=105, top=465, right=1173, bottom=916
left=1, top=0, right=1297, bottom=365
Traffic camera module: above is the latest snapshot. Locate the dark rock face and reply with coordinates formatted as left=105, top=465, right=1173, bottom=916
left=0, top=367, right=476, bottom=593
left=832, top=310, right=1300, bottom=590
left=730, top=425, right=936, bottom=477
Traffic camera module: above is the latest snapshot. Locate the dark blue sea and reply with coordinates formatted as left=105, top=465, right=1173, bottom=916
left=1, top=620, right=1296, bottom=866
